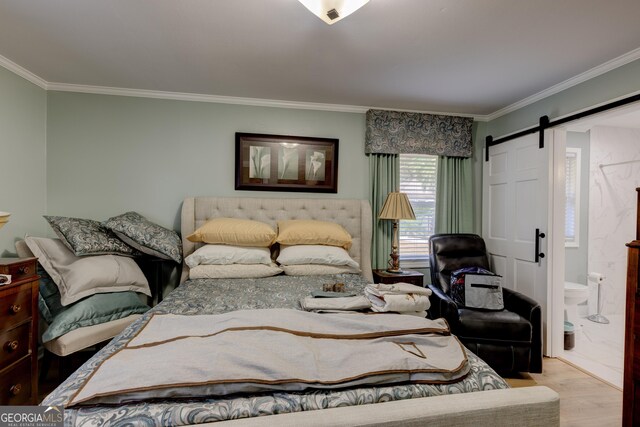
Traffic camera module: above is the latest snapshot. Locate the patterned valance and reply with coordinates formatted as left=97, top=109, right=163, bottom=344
left=365, top=109, right=473, bottom=158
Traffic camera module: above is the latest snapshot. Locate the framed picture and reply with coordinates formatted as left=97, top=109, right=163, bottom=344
left=235, top=133, right=338, bottom=193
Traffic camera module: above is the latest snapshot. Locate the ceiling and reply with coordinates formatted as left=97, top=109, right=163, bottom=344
left=1, top=0, right=640, bottom=117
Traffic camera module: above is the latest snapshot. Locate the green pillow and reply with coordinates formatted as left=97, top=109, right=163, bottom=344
left=42, top=291, right=149, bottom=343
left=37, top=265, right=63, bottom=324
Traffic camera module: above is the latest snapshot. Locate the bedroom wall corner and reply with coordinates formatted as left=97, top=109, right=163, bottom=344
left=0, top=66, right=48, bottom=255
left=472, top=121, right=487, bottom=236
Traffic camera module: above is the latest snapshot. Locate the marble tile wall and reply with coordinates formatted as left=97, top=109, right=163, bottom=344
left=588, top=126, right=640, bottom=316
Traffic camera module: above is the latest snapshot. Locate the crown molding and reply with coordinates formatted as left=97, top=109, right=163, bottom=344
left=0, top=53, right=482, bottom=117
left=2, top=46, right=639, bottom=121
left=46, top=82, right=350, bottom=114
left=45, top=82, right=370, bottom=113
left=45, top=82, right=481, bottom=118
left=485, top=47, right=640, bottom=122
left=0, top=55, right=47, bottom=89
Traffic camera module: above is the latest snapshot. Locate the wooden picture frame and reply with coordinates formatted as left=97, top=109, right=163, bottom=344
left=235, top=133, right=338, bottom=193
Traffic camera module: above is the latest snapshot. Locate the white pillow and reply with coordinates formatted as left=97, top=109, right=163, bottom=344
left=185, top=245, right=272, bottom=268
left=189, top=263, right=283, bottom=279
left=25, top=236, right=150, bottom=306
left=277, top=245, right=360, bottom=269
left=281, top=264, right=361, bottom=276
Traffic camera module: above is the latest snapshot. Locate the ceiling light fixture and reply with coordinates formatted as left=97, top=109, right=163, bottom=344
left=298, top=0, right=370, bottom=25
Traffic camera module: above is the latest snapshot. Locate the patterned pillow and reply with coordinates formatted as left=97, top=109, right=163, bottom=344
left=104, top=212, right=182, bottom=263
left=44, top=215, right=137, bottom=257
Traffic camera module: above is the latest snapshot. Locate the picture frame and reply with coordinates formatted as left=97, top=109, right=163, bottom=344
left=235, top=133, right=338, bottom=193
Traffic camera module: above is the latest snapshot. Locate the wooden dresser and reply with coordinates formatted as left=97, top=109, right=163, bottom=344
left=0, top=257, right=39, bottom=405
left=624, top=188, right=640, bottom=426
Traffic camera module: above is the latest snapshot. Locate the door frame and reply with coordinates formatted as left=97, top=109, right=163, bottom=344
left=548, top=129, right=566, bottom=357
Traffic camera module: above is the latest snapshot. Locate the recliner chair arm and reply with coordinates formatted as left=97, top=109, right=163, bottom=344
left=503, top=288, right=539, bottom=320
left=427, top=284, right=460, bottom=324
left=502, top=287, right=543, bottom=373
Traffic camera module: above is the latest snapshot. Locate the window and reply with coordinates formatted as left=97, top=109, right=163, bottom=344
left=399, top=154, right=438, bottom=264
left=565, top=148, right=581, bottom=247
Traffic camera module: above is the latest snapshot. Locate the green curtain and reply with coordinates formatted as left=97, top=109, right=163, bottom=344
left=435, top=156, right=473, bottom=234
left=369, top=154, right=399, bottom=269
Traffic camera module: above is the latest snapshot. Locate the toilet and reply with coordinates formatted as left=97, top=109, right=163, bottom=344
left=564, top=281, right=589, bottom=329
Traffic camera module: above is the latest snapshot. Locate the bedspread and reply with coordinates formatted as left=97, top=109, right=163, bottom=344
left=43, top=274, right=509, bottom=426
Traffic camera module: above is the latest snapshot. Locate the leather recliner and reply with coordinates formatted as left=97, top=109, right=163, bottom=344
left=427, top=233, right=543, bottom=374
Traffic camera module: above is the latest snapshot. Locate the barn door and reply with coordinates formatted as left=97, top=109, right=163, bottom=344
left=483, top=131, right=552, bottom=352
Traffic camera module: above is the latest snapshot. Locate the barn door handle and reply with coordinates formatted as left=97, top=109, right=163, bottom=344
left=535, top=228, right=546, bottom=263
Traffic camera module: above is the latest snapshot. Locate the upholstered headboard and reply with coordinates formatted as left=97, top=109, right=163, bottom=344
left=180, top=197, right=373, bottom=283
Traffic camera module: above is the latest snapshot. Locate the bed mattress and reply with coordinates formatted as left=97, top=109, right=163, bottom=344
left=43, top=274, right=508, bottom=426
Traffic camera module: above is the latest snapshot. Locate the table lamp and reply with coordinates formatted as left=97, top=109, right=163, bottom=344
left=0, top=212, right=9, bottom=231
left=378, top=192, right=415, bottom=273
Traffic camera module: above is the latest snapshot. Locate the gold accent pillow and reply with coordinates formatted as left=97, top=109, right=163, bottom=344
left=186, top=218, right=276, bottom=247
left=276, top=220, right=352, bottom=250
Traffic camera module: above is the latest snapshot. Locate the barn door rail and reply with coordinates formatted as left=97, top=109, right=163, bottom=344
left=485, top=92, right=640, bottom=161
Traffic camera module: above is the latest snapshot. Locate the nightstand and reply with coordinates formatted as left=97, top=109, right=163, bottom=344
left=372, top=269, right=424, bottom=287
left=0, top=258, right=39, bottom=405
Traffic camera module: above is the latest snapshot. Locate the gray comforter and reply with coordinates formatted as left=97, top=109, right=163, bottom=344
left=43, top=274, right=509, bottom=426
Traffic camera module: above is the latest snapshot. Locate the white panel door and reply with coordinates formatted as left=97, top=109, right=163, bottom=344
left=483, top=132, right=551, bottom=350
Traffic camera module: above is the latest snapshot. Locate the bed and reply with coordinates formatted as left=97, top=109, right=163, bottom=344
left=42, top=197, right=559, bottom=426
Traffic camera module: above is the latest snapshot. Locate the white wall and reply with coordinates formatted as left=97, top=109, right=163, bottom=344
left=588, top=126, right=640, bottom=316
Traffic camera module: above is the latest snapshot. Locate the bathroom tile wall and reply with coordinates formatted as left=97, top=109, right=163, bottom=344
left=588, top=126, right=640, bottom=316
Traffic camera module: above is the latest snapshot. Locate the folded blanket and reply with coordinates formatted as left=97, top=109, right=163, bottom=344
left=67, top=310, right=469, bottom=406
left=300, top=295, right=371, bottom=312
left=365, top=282, right=432, bottom=314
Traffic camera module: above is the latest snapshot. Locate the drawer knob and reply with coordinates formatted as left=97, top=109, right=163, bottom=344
left=4, top=340, right=18, bottom=352
left=17, top=266, right=28, bottom=275
left=9, top=304, right=21, bottom=314
left=9, top=384, right=21, bottom=396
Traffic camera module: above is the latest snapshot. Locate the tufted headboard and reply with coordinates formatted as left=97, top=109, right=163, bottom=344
left=181, top=197, right=373, bottom=283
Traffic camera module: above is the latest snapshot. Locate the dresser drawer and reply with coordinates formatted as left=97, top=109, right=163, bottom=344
left=0, top=358, right=32, bottom=406
left=0, top=286, right=32, bottom=330
left=0, top=258, right=37, bottom=283
left=0, top=323, right=30, bottom=371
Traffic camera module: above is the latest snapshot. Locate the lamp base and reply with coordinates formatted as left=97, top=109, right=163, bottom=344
left=385, top=268, right=404, bottom=274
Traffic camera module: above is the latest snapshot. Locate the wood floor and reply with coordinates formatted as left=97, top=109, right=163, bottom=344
left=530, top=358, right=622, bottom=427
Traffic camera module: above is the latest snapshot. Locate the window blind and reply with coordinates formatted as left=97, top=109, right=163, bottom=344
left=565, top=149, right=580, bottom=245
left=399, top=154, right=438, bottom=261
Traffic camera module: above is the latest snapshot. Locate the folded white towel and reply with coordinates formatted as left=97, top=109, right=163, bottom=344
left=300, top=295, right=372, bottom=312
left=367, top=293, right=430, bottom=313
left=364, top=282, right=432, bottom=314
left=400, top=311, right=428, bottom=317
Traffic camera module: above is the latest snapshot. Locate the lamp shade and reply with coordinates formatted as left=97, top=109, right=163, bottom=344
left=0, top=212, right=10, bottom=230
left=298, top=0, right=369, bottom=25
left=378, top=193, right=415, bottom=220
